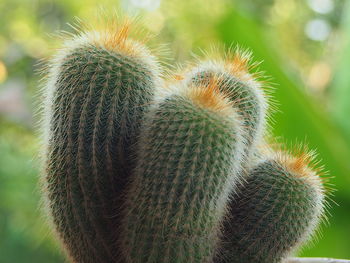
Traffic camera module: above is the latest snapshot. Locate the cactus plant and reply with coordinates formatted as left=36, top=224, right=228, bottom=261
left=120, top=79, right=246, bottom=263
left=42, top=22, right=161, bottom=263
left=215, top=147, right=326, bottom=263
left=40, top=19, right=331, bottom=263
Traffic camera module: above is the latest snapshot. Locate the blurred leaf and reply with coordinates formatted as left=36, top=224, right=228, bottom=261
left=0, top=120, right=64, bottom=263
left=331, top=1, right=350, bottom=139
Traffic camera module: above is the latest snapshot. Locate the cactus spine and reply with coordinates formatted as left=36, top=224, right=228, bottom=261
left=215, top=149, right=326, bottom=263
left=42, top=23, right=161, bottom=263
left=120, top=80, right=246, bottom=263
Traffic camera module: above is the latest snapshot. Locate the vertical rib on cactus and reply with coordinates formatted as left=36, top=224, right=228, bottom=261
left=215, top=147, right=326, bottom=263
left=120, top=79, right=246, bottom=263
left=42, top=21, right=161, bottom=263
left=183, top=49, right=269, bottom=163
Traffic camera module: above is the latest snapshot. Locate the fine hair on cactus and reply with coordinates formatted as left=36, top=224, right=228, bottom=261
left=215, top=144, right=328, bottom=263
left=41, top=18, right=161, bottom=263
left=119, top=78, right=246, bottom=263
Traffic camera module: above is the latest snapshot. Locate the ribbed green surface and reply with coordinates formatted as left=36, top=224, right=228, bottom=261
left=121, top=91, right=244, bottom=263
left=215, top=158, right=324, bottom=263
left=44, top=39, right=158, bottom=263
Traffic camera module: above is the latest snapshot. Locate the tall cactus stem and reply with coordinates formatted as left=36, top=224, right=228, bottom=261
left=41, top=20, right=161, bottom=263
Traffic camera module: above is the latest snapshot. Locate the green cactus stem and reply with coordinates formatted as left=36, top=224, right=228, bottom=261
left=183, top=50, right=269, bottom=162
left=215, top=148, right=326, bottom=263
left=42, top=22, right=161, bottom=263
left=120, top=80, right=246, bottom=263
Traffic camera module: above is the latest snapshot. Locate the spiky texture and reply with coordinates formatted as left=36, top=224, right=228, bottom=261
left=183, top=50, right=269, bottom=163
left=42, top=24, right=161, bottom=263
left=120, top=80, right=246, bottom=263
left=215, top=149, right=326, bottom=263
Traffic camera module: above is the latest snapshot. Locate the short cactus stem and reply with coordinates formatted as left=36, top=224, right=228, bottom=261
left=215, top=148, right=326, bottom=263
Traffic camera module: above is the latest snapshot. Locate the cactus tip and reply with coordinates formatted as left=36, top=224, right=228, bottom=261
left=269, top=142, right=327, bottom=187
left=184, top=77, right=235, bottom=115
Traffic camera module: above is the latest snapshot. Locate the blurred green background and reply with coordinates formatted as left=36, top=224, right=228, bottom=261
left=0, top=0, right=349, bottom=262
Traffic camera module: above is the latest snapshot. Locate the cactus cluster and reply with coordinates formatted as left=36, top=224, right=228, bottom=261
left=41, top=20, right=328, bottom=263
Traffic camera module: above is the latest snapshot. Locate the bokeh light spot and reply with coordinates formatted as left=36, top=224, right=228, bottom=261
left=0, top=61, right=7, bottom=83
left=123, top=0, right=161, bottom=12
left=305, top=19, right=331, bottom=41
left=308, top=0, right=334, bottom=14
left=307, top=61, right=332, bottom=91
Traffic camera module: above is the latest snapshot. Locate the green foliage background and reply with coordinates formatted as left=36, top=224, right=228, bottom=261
left=0, top=0, right=349, bottom=262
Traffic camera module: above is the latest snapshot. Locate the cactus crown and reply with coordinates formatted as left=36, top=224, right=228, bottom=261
left=181, top=77, right=238, bottom=115
left=41, top=19, right=328, bottom=263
